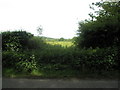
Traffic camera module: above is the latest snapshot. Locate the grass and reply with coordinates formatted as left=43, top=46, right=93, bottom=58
left=46, top=41, right=74, bottom=47
left=3, top=66, right=119, bottom=80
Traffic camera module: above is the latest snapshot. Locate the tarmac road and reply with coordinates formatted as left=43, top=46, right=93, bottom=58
left=2, top=78, right=119, bottom=88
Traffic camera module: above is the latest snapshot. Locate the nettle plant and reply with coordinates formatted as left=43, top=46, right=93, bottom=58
left=16, top=54, right=37, bottom=73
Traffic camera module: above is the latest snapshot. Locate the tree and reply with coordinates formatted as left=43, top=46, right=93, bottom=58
left=75, top=1, right=120, bottom=48
left=37, top=25, right=43, bottom=36
left=59, top=37, right=65, bottom=41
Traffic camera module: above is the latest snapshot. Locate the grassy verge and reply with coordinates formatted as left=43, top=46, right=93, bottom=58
left=3, top=67, right=119, bottom=80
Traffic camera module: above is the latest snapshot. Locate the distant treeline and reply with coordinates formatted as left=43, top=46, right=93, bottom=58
left=41, top=36, right=73, bottom=41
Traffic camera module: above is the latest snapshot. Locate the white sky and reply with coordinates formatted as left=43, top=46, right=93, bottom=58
left=0, top=0, right=101, bottom=39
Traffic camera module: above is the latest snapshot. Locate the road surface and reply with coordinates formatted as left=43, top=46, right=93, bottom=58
left=2, top=78, right=119, bottom=88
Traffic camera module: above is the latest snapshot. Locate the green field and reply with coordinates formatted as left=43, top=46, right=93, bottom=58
left=46, top=41, right=74, bottom=47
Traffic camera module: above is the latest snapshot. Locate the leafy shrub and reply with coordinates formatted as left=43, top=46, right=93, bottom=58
left=71, top=47, right=118, bottom=72
left=27, top=36, right=45, bottom=50
left=16, top=53, right=37, bottom=73
left=3, top=51, right=38, bottom=73
left=2, top=31, right=33, bottom=51
left=35, top=44, right=73, bottom=65
left=3, top=51, right=19, bottom=68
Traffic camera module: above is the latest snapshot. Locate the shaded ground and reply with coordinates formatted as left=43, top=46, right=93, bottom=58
left=2, top=78, right=119, bottom=88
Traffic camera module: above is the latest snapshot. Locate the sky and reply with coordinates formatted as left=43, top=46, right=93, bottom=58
left=0, top=0, right=101, bottom=39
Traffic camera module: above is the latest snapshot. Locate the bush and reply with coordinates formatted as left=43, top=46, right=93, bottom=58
left=3, top=51, right=19, bottom=68
left=3, top=51, right=38, bottom=73
left=2, top=31, right=33, bottom=51
left=71, top=47, right=118, bottom=72
left=2, top=31, right=46, bottom=73
left=27, top=36, right=45, bottom=50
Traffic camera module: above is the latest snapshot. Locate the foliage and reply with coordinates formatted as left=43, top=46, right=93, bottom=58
left=2, top=2, right=119, bottom=78
left=2, top=30, right=119, bottom=76
left=3, top=45, right=118, bottom=76
left=71, top=47, right=118, bottom=72
left=3, top=51, right=38, bottom=73
left=32, top=43, right=118, bottom=72
left=75, top=1, right=120, bottom=48
left=2, top=30, right=33, bottom=51
left=2, top=30, right=45, bottom=73
left=59, top=37, right=65, bottom=41
left=27, top=36, right=46, bottom=50
left=41, top=36, right=72, bottom=42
